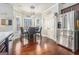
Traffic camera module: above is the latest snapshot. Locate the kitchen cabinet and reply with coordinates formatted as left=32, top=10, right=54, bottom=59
left=57, top=11, right=79, bottom=52
left=68, top=31, right=74, bottom=51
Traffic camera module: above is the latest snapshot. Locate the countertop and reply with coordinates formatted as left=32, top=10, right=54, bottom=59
left=0, top=31, right=13, bottom=43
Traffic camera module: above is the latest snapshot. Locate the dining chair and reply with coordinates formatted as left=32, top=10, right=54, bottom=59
left=28, top=27, right=37, bottom=43
left=20, top=27, right=29, bottom=43
left=20, top=27, right=24, bottom=35
left=20, top=27, right=27, bottom=36
left=36, top=27, right=42, bottom=40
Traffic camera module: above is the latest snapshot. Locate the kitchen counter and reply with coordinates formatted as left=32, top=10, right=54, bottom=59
left=0, top=31, right=13, bottom=43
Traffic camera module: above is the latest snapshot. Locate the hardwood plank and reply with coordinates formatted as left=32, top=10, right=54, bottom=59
left=11, top=36, right=73, bottom=55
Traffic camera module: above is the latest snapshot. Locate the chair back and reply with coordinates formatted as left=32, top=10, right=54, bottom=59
left=28, top=27, right=36, bottom=34
left=38, top=27, right=42, bottom=33
left=20, top=27, right=24, bottom=34
left=34, top=27, right=39, bottom=32
left=28, top=27, right=42, bottom=34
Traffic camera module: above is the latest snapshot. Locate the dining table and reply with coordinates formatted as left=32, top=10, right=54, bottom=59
left=24, top=27, right=39, bottom=43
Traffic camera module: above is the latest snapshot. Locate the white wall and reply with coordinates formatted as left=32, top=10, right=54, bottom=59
left=13, top=10, right=23, bottom=32
left=0, top=3, right=13, bottom=32
left=41, top=4, right=59, bottom=41
left=33, top=14, right=42, bottom=27
left=13, top=9, right=33, bottom=32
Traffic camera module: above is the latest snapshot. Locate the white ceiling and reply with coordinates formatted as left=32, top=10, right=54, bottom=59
left=12, top=3, right=54, bottom=16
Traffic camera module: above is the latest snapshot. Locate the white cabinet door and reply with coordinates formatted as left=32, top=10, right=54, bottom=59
left=63, top=36, right=68, bottom=48
left=68, top=36, right=74, bottom=51
left=67, top=11, right=74, bottom=51
left=59, top=31, right=63, bottom=45
left=70, top=11, right=74, bottom=30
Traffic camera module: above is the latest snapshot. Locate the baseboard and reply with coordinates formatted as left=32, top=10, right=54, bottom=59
left=57, top=43, right=74, bottom=53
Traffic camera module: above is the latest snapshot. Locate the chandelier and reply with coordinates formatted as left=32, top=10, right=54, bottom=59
left=30, top=5, right=35, bottom=16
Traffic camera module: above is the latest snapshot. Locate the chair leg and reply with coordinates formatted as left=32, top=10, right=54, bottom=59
left=34, top=34, right=36, bottom=43
left=28, top=34, right=30, bottom=43
left=40, top=33, right=42, bottom=40
left=40, top=33, right=42, bottom=44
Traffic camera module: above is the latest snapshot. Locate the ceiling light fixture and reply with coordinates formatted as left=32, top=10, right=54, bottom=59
left=30, top=5, right=35, bottom=16
left=30, top=5, right=35, bottom=9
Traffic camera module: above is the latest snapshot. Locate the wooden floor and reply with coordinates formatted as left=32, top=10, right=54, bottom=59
left=74, top=50, right=79, bottom=55
left=11, top=36, right=74, bottom=55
